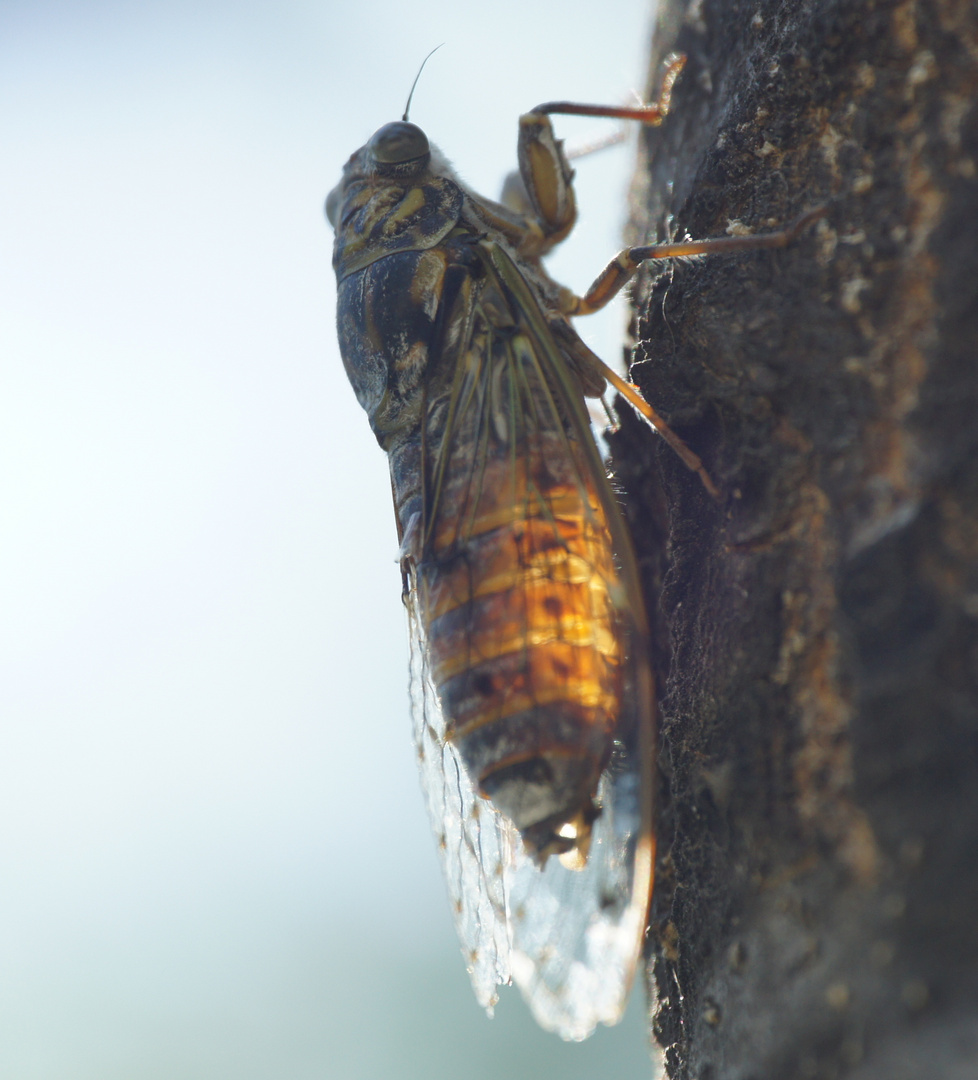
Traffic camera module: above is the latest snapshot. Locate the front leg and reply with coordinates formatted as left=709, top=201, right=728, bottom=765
left=512, top=110, right=578, bottom=250
left=498, top=54, right=688, bottom=258
left=493, top=113, right=577, bottom=258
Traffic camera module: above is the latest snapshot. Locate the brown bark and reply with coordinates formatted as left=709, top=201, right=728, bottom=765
left=611, top=1, right=978, bottom=1077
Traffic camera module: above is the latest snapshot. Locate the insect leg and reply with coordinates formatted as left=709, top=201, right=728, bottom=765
left=560, top=207, right=826, bottom=497
left=512, top=55, right=687, bottom=251
left=564, top=128, right=627, bottom=161
left=517, top=58, right=824, bottom=496
left=564, top=206, right=827, bottom=318
left=530, top=52, right=686, bottom=127
left=596, top=363, right=720, bottom=497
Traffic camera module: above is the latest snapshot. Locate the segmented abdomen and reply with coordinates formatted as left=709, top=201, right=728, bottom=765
left=416, top=429, right=624, bottom=849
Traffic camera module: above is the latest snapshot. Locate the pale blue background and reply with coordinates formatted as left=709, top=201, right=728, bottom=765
left=0, top=1, right=662, bottom=1076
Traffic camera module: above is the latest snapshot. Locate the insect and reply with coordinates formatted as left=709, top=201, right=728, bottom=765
left=325, top=55, right=823, bottom=1039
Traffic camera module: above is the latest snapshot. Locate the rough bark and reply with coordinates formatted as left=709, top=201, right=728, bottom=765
left=610, top=1, right=978, bottom=1077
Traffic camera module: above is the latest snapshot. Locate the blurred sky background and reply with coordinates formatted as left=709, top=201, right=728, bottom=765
left=0, top=1, right=664, bottom=1076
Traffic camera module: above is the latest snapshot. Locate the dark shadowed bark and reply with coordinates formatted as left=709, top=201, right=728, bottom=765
left=608, top=1, right=978, bottom=1077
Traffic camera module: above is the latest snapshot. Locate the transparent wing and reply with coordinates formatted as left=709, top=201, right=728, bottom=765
left=406, top=584, right=513, bottom=1010
left=406, top=563, right=653, bottom=1039
left=403, top=238, right=655, bottom=1041
left=506, top=740, right=653, bottom=1039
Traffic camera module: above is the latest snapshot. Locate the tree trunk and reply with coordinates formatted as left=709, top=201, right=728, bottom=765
left=611, top=1, right=978, bottom=1077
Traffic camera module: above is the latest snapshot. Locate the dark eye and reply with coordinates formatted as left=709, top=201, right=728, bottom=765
left=325, top=184, right=342, bottom=228
left=367, top=121, right=429, bottom=165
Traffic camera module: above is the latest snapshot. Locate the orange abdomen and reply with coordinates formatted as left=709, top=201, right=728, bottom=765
left=417, top=434, right=624, bottom=849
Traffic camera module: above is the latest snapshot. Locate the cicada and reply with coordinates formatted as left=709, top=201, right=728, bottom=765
left=325, top=56, right=822, bottom=1040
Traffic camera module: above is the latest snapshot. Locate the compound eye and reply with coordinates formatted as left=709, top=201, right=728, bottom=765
left=367, top=121, right=429, bottom=165
left=324, top=184, right=341, bottom=228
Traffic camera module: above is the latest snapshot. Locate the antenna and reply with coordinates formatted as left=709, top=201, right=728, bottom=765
left=403, top=44, right=444, bottom=122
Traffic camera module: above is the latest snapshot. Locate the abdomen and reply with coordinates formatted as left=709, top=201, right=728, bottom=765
left=413, top=428, right=624, bottom=860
